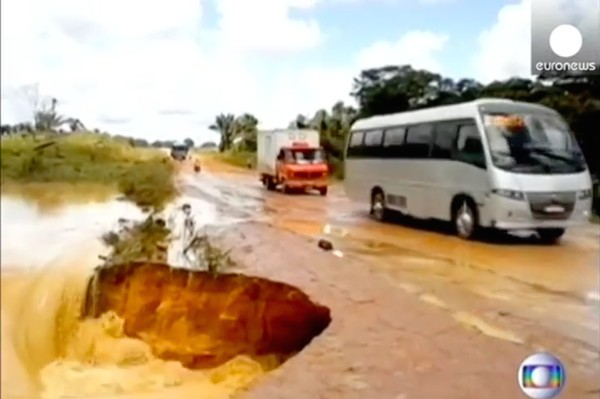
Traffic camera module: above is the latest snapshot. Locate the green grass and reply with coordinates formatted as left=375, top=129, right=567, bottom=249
left=1, top=132, right=177, bottom=211
left=206, top=150, right=257, bottom=169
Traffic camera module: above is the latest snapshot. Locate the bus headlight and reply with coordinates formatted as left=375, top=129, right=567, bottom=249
left=492, top=189, right=525, bottom=200
left=578, top=189, right=592, bottom=200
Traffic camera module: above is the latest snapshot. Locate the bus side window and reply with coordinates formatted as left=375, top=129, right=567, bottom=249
left=405, top=123, right=433, bottom=158
left=347, top=131, right=365, bottom=157
left=454, top=124, right=486, bottom=168
left=431, top=122, right=458, bottom=159
left=382, top=127, right=406, bottom=158
left=363, top=129, right=383, bottom=157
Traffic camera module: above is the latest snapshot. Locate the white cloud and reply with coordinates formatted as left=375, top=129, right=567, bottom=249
left=355, top=31, right=449, bottom=72
left=471, top=0, right=597, bottom=83
left=472, top=0, right=531, bottom=83
left=214, top=0, right=321, bottom=54
left=0, top=0, right=448, bottom=142
left=0, top=0, right=323, bottom=141
left=254, top=29, right=450, bottom=126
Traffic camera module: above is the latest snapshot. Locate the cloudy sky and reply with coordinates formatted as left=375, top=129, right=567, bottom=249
left=0, top=0, right=580, bottom=143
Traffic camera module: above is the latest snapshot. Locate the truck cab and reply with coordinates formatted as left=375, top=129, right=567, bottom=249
left=170, top=144, right=189, bottom=161
left=257, top=129, right=329, bottom=195
left=275, top=145, right=328, bottom=195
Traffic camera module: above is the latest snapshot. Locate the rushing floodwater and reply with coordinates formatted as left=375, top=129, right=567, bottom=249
left=0, top=195, right=265, bottom=399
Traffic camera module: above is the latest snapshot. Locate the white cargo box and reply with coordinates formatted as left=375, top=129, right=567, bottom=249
left=256, top=129, right=320, bottom=176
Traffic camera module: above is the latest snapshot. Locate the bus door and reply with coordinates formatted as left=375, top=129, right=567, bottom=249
left=402, top=123, right=435, bottom=218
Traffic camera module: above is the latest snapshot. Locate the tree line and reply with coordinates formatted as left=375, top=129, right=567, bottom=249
left=0, top=95, right=217, bottom=150
left=210, top=64, right=600, bottom=182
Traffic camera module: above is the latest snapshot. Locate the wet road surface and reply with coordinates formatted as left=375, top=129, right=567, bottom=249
left=180, top=166, right=600, bottom=376
left=2, top=163, right=598, bottom=397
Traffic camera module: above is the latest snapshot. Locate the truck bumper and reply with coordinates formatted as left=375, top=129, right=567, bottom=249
left=284, top=179, right=328, bottom=189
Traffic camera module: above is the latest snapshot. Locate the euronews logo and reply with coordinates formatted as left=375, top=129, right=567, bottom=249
left=531, top=0, right=600, bottom=74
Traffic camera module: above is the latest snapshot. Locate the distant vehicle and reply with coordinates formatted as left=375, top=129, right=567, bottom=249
left=344, top=98, right=593, bottom=243
left=257, top=129, right=329, bottom=195
left=170, top=144, right=189, bottom=161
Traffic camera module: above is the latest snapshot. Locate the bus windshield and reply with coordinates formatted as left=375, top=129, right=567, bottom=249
left=482, top=112, right=587, bottom=174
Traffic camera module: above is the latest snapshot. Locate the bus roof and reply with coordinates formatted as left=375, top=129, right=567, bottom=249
left=350, top=98, right=557, bottom=131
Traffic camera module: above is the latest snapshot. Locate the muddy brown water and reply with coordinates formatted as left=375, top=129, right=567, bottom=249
left=3, top=167, right=600, bottom=397
left=0, top=195, right=286, bottom=399
left=180, top=170, right=600, bottom=378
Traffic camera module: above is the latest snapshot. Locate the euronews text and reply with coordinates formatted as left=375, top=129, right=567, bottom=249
left=535, top=61, right=597, bottom=72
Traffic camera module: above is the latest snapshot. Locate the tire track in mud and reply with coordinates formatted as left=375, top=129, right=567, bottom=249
left=178, top=174, right=275, bottom=223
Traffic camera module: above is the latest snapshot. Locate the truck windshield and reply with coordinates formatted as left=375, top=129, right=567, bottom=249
left=482, top=112, right=586, bottom=174
left=287, top=148, right=325, bottom=164
left=170, top=145, right=189, bottom=159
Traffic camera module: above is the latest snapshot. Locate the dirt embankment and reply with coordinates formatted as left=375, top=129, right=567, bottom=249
left=84, top=262, right=332, bottom=369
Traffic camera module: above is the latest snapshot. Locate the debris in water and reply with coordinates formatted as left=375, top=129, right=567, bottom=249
left=318, top=238, right=343, bottom=257
left=587, top=291, right=600, bottom=302
left=318, top=239, right=333, bottom=251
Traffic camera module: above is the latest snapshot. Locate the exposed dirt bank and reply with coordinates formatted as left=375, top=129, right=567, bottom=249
left=84, top=262, right=332, bottom=369
left=0, top=197, right=328, bottom=399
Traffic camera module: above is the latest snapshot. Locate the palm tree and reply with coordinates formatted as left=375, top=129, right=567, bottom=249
left=232, top=113, right=259, bottom=151
left=65, top=118, right=85, bottom=132
left=288, top=114, right=308, bottom=129
left=34, top=97, right=64, bottom=131
left=209, top=113, right=236, bottom=152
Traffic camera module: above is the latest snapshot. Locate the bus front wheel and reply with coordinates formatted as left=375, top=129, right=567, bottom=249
left=537, top=228, right=565, bottom=244
left=452, top=199, right=478, bottom=239
left=370, top=190, right=388, bottom=221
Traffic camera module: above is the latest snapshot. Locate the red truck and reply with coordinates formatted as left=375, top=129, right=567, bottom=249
left=256, top=129, right=328, bottom=195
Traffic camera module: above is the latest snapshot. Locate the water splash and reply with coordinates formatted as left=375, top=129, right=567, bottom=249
left=0, top=195, right=270, bottom=399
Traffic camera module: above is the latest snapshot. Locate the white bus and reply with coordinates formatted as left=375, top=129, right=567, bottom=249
left=343, top=98, right=593, bottom=243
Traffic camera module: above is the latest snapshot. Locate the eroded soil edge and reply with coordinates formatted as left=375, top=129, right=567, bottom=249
left=83, top=262, right=332, bottom=369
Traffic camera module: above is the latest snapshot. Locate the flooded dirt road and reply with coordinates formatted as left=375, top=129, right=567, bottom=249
left=2, top=162, right=598, bottom=398
left=180, top=164, right=600, bottom=380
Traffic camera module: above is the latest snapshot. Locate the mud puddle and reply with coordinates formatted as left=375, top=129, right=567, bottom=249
left=179, top=175, right=267, bottom=222
left=275, top=216, right=599, bottom=360
left=0, top=194, right=318, bottom=399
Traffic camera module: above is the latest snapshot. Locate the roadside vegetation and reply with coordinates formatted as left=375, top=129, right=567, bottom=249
left=202, top=150, right=256, bottom=170
left=0, top=132, right=177, bottom=210
left=208, top=65, right=600, bottom=216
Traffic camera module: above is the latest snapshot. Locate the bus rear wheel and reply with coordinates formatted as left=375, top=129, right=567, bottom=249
left=452, top=199, right=478, bottom=239
left=370, top=190, right=388, bottom=221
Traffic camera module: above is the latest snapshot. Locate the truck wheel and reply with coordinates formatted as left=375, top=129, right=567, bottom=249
left=319, top=187, right=328, bottom=196
left=266, top=177, right=276, bottom=191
